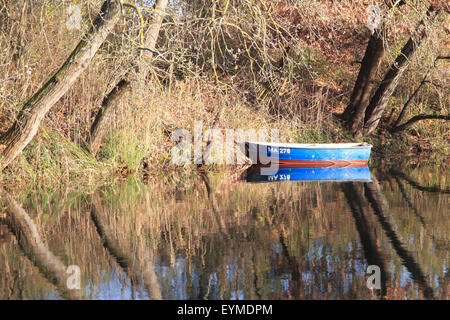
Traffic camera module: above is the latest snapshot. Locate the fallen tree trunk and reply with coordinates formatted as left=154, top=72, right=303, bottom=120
left=87, top=0, right=169, bottom=156
left=0, top=0, right=122, bottom=171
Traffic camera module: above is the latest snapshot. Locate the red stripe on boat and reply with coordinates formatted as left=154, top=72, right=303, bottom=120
left=255, top=159, right=369, bottom=168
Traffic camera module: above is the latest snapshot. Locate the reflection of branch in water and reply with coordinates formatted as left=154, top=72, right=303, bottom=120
left=393, top=176, right=426, bottom=227
left=90, top=192, right=162, bottom=300
left=390, top=170, right=450, bottom=194
left=0, top=189, right=82, bottom=300
left=199, top=170, right=269, bottom=299
left=198, top=170, right=239, bottom=299
left=279, top=233, right=301, bottom=298
left=198, top=171, right=227, bottom=233
left=251, top=248, right=263, bottom=300
left=391, top=174, right=449, bottom=250
left=364, top=177, right=435, bottom=300
left=342, top=183, right=389, bottom=298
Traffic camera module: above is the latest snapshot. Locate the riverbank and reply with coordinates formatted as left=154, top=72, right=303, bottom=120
left=1, top=1, right=448, bottom=192
left=1, top=78, right=448, bottom=194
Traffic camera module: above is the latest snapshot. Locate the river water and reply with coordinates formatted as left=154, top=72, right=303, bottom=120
left=0, top=165, right=448, bottom=299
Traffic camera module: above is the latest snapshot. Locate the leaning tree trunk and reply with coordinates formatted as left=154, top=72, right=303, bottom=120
left=342, top=30, right=385, bottom=136
left=88, top=0, right=169, bottom=156
left=0, top=0, right=122, bottom=171
left=361, top=5, right=440, bottom=137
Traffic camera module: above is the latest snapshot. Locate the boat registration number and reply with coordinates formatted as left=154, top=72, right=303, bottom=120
left=267, top=146, right=290, bottom=154
left=268, top=174, right=291, bottom=181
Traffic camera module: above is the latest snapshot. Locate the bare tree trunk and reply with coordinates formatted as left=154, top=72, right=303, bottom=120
left=88, top=0, right=169, bottom=156
left=88, top=79, right=131, bottom=156
left=1, top=189, right=83, bottom=299
left=0, top=0, right=122, bottom=171
left=361, top=5, right=440, bottom=137
left=138, top=0, right=169, bottom=80
left=342, top=31, right=385, bottom=136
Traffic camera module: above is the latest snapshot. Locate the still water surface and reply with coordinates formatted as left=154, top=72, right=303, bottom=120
left=0, top=165, right=448, bottom=299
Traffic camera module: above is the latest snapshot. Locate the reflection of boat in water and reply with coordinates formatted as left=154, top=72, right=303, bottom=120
left=245, top=141, right=372, bottom=166
left=246, top=166, right=372, bottom=183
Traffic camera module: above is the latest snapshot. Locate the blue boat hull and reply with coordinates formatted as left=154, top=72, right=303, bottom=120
left=246, top=142, right=372, bottom=166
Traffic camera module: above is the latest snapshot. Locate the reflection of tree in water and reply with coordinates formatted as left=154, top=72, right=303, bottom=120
left=344, top=166, right=448, bottom=300
left=389, top=170, right=450, bottom=194
left=363, top=176, right=435, bottom=299
left=0, top=189, right=82, bottom=299
left=91, top=192, right=162, bottom=300
left=0, top=167, right=447, bottom=299
left=342, top=182, right=389, bottom=298
left=156, top=173, right=369, bottom=299
left=105, top=170, right=447, bottom=299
